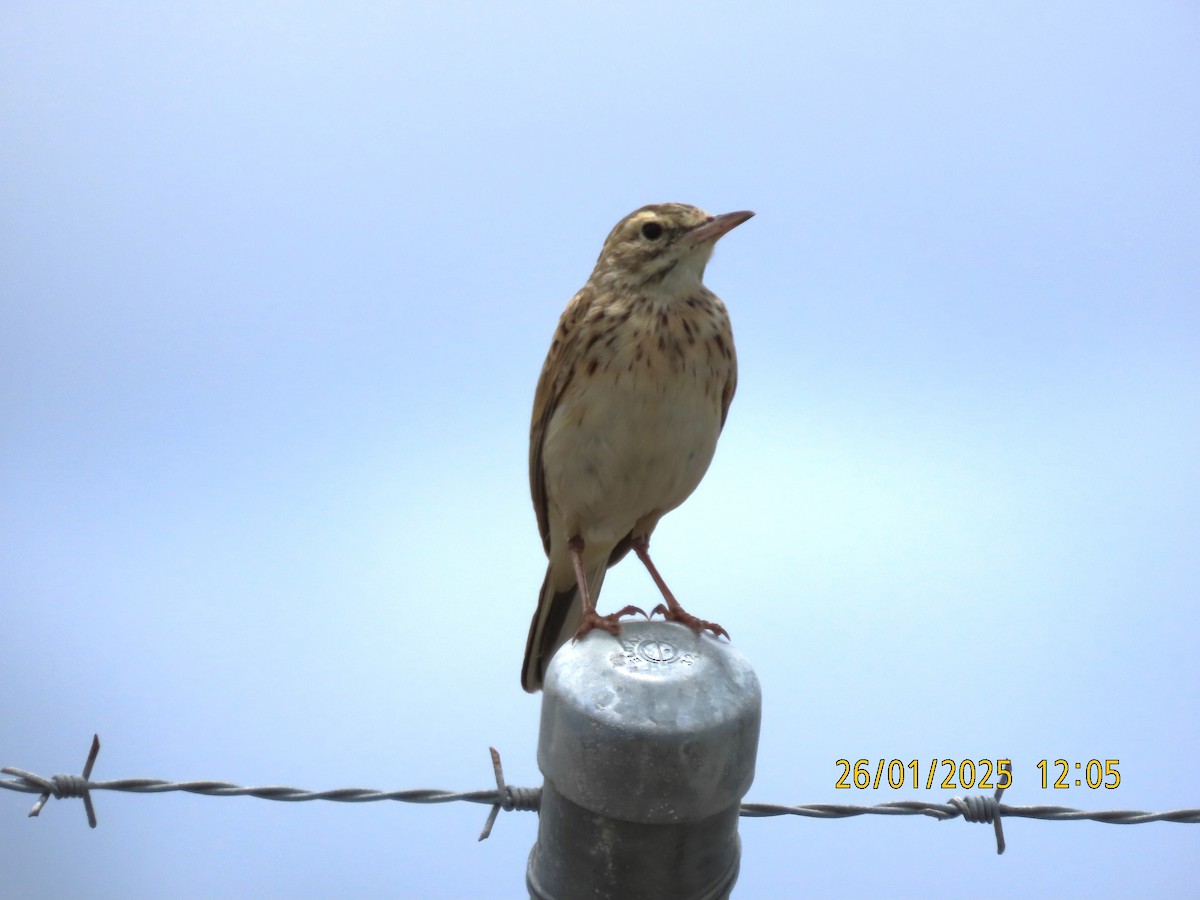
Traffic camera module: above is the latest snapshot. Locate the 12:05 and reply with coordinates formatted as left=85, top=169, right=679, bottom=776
left=1037, top=759, right=1120, bottom=789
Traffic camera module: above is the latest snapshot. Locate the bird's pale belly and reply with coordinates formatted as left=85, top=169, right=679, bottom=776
left=542, top=368, right=721, bottom=546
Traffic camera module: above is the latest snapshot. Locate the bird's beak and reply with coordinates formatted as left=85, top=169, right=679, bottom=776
left=687, top=210, right=755, bottom=244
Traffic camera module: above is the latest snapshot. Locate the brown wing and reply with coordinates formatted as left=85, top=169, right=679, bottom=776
left=529, top=287, right=594, bottom=556
left=720, top=334, right=737, bottom=429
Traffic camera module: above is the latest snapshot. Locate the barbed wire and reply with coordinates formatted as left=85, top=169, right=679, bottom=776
left=4, top=735, right=1198, bottom=854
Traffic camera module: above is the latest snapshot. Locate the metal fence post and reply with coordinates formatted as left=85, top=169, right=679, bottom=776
left=526, top=619, right=761, bottom=900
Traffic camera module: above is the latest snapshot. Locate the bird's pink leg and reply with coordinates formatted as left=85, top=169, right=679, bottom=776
left=569, top=535, right=645, bottom=642
left=633, top=535, right=729, bottom=639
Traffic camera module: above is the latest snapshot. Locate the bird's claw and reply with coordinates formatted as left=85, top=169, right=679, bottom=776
left=572, top=604, right=648, bottom=642
left=650, top=603, right=730, bottom=640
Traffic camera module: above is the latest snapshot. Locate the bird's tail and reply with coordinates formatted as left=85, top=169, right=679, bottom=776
left=521, top=564, right=607, bottom=693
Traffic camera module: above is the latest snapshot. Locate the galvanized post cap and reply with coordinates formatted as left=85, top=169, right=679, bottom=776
left=538, top=619, right=761, bottom=824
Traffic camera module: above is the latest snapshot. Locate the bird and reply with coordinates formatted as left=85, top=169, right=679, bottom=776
left=521, top=202, right=753, bottom=692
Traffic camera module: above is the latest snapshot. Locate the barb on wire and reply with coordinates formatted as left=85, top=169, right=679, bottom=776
left=478, top=746, right=540, bottom=841
left=5, top=737, right=1199, bottom=852
left=2, top=733, right=101, bottom=828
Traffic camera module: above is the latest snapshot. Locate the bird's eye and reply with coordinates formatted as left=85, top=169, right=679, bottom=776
left=641, top=222, right=664, bottom=240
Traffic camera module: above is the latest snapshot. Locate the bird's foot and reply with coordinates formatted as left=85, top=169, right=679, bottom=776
left=650, top=603, right=730, bottom=640
left=572, top=605, right=647, bottom=642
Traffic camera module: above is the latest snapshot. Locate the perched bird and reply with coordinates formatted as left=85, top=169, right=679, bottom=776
left=521, top=202, right=753, bottom=692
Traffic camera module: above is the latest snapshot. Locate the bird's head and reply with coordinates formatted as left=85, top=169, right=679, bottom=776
left=590, top=203, right=754, bottom=294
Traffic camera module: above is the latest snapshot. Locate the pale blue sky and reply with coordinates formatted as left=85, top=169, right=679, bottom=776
left=3, top=2, right=1198, bottom=897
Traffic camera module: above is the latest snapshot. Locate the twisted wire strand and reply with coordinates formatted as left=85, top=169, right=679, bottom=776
left=737, top=800, right=1200, bottom=824
left=5, top=736, right=1198, bottom=851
